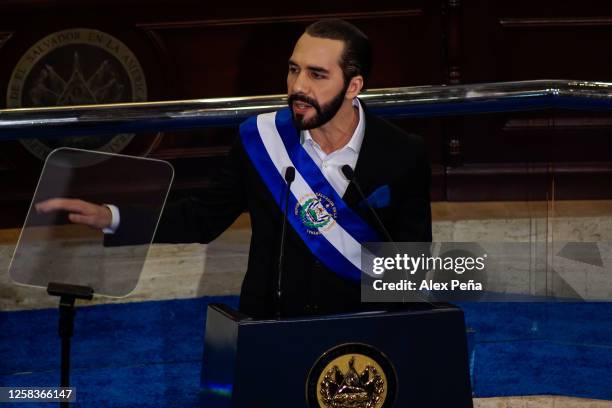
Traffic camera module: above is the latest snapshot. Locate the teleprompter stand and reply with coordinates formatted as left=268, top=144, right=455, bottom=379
left=47, top=282, right=94, bottom=407
left=200, top=303, right=474, bottom=407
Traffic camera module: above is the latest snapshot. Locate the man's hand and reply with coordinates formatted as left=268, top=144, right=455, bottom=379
left=35, top=198, right=113, bottom=230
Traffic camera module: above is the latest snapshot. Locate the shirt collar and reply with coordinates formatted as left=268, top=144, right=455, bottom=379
left=301, top=98, right=366, bottom=154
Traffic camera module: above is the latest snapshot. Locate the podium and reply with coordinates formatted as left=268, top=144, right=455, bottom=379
left=200, top=304, right=473, bottom=407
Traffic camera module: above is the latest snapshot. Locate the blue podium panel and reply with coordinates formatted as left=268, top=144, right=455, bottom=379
left=201, top=304, right=473, bottom=408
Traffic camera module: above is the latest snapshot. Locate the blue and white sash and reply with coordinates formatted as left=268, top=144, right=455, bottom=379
left=240, top=108, right=381, bottom=281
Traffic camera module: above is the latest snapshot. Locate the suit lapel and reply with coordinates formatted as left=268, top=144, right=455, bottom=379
left=342, top=111, right=383, bottom=208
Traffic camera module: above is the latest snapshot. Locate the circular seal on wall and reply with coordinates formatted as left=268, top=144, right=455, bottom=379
left=295, top=192, right=338, bottom=235
left=6, top=28, right=147, bottom=160
left=306, top=343, right=397, bottom=408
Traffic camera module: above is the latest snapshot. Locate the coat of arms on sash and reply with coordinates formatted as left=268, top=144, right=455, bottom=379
left=296, top=192, right=338, bottom=235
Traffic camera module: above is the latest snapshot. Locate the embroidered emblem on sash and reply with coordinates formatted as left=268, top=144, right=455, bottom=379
left=295, top=193, right=337, bottom=235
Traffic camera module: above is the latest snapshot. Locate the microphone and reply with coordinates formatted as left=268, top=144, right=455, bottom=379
left=341, top=165, right=394, bottom=243
left=277, top=166, right=295, bottom=316
left=342, top=164, right=435, bottom=307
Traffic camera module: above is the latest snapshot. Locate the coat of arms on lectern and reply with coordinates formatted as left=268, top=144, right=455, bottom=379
left=306, top=343, right=397, bottom=408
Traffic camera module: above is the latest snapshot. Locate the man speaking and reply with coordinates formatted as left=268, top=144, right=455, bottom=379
left=36, top=19, right=432, bottom=318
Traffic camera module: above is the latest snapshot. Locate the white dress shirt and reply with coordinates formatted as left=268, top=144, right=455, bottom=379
left=300, top=98, right=365, bottom=196
left=104, top=98, right=365, bottom=234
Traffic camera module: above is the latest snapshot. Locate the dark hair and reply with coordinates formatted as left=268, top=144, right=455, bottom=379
left=305, top=19, right=372, bottom=88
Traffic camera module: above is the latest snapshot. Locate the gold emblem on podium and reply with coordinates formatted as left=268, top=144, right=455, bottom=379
left=306, top=343, right=397, bottom=408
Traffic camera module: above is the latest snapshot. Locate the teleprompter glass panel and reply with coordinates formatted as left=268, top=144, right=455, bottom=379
left=542, top=170, right=612, bottom=347
left=9, top=148, right=173, bottom=297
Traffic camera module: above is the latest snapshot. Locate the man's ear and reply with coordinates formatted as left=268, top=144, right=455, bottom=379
left=345, top=75, right=364, bottom=99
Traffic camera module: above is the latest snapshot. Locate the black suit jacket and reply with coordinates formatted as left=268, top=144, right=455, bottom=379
left=114, top=110, right=432, bottom=318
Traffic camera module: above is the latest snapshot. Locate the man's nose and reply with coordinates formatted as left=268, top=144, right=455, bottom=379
left=290, top=71, right=309, bottom=95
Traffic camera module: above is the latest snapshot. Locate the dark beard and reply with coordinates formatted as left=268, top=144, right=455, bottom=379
left=288, top=84, right=349, bottom=130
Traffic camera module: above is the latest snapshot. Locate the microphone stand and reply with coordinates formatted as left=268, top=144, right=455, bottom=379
left=277, top=167, right=295, bottom=317
left=341, top=165, right=436, bottom=308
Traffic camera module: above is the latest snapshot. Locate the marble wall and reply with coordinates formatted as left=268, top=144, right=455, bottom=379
left=1, top=201, right=610, bottom=311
